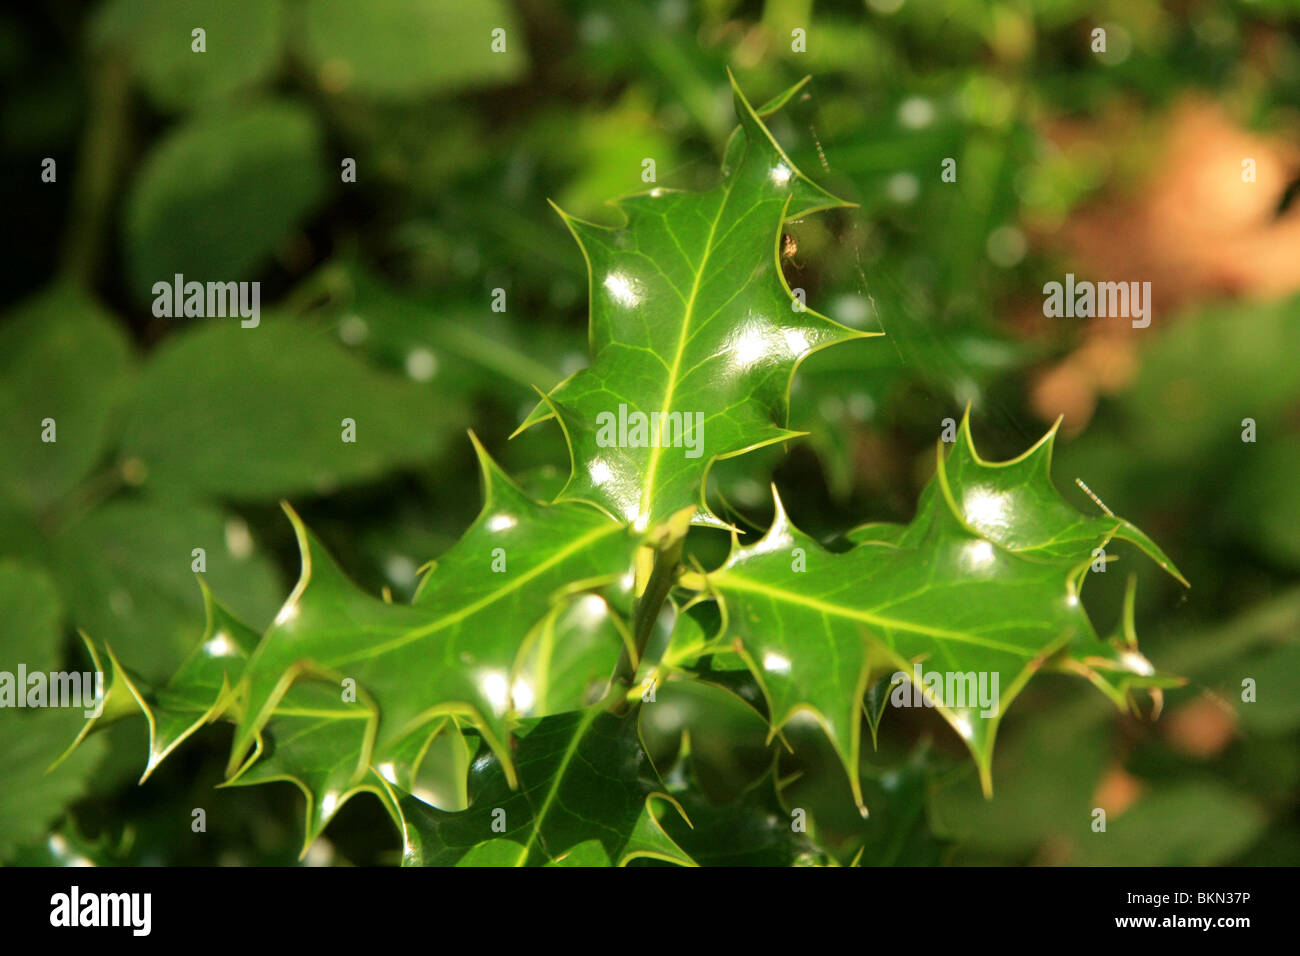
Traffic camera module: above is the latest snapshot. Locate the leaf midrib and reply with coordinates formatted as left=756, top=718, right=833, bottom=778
left=331, top=520, right=624, bottom=666
left=637, top=174, right=741, bottom=526
left=715, top=572, right=1038, bottom=658
left=514, top=706, right=604, bottom=866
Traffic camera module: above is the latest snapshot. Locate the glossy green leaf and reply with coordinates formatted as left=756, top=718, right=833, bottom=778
left=777, top=717, right=949, bottom=866
left=639, top=677, right=773, bottom=802
left=58, top=439, right=643, bottom=854
left=55, top=582, right=256, bottom=775
left=511, top=594, right=628, bottom=717
left=218, top=439, right=640, bottom=836
left=657, top=769, right=820, bottom=867
left=518, top=74, right=871, bottom=530
left=395, top=709, right=693, bottom=867
left=693, top=411, right=1186, bottom=802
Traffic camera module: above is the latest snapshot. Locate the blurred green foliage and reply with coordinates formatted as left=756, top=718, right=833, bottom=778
left=0, top=0, right=1297, bottom=865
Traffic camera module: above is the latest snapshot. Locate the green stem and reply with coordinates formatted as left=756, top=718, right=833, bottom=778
left=61, top=54, right=130, bottom=289
left=609, top=534, right=685, bottom=715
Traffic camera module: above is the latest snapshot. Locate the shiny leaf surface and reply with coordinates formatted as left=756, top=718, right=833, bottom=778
left=519, top=75, right=871, bottom=530
left=396, top=709, right=693, bottom=867
left=695, top=411, right=1186, bottom=801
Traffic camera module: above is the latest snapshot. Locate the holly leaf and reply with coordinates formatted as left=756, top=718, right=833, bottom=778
left=512, top=594, right=630, bottom=717
left=220, top=437, right=639, bottom=836
left=59, top=437, right=644, bottom=852
left=651, top=721, right=821, bottom=866
left=394, top=709, right=694, bottom=867
left=692, top=411, right=1186, bottom=803
left=517, top=73, right=872, bottom=530
left=55, top=580, right=257, bottom=780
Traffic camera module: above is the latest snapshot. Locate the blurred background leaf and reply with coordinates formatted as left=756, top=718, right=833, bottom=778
left=92, top=0, right=284, bottom=113
left=124, top=102, right=327, bottom=299
left=297, top=0, right=527, bottom=100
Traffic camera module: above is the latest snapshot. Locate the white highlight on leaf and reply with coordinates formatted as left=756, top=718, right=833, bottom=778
left=576, top=593, right=607, bottom=623
left=769, top=163, right=793, bottom=187
left=274, top=601, right=299, bottom=626
left=950, top=713, right=975, bottom=740
left=763, top=652, right=792, bottom=674
left=963, top=539, right=996, bottom=570
left=481, top=671, right=510, bottom=715
left=1120, top=649, right=1155, bottom=677
left=782, top=328, right=810, bottom=356
left=724, top=320, right=773, bottom=371
left=511, top=677, right=535, bottom=713
left=203, top=631, right=233, bottom=657
left=588, top=457, right=613, bottom=486
left=318, top=792, right=339, bottom=820
left=487, top=514, right=517, bottom=532
left=962, top=487, right=1011, bottom=538
left=750, top=528, right=794, bottom=557
left=603, top=271, right=643, bottom=308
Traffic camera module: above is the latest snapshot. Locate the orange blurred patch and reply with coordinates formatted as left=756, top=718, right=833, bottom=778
left=1162, top=694, right=1238, bottom=759
left=1062, top=98, right=1300, bottom=307
left=1031, top=98, right=1300, bottom=429
left=1092, top=762, right=1145, bottom=819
